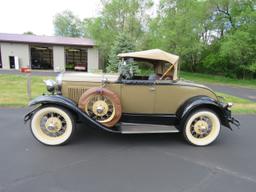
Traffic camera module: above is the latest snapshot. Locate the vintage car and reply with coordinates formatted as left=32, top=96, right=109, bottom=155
left=24, top=49, right=239, bottom=146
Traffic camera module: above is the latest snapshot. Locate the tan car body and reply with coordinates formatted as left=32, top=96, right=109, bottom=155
left=25, top=49, right=240, bottom=146
left=61, top=73, right=218, bottom=115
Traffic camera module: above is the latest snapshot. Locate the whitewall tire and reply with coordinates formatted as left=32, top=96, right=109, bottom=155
left=183, top=109, right=221, bottom=146
left=30, top=106, right=75, bottom=146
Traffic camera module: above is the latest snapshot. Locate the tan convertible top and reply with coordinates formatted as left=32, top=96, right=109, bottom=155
left=118, top=49, right=180, bottom=80
left=118, top=49, right=179, bottom=65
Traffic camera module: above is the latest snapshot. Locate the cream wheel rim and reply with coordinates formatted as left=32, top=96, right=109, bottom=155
left=31, top=107, right=73, bottom=145
left=85, top=94, right=115, bottom=123
left=185, top=111, right=220, bottom=146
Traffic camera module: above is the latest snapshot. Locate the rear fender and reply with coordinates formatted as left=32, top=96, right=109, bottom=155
left=176, top=96, right=231, bottom=129
left=24, top=95, right=120, bottom=133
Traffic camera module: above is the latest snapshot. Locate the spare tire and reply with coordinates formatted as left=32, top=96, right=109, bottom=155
left=78, top=87, right=122, bottom=127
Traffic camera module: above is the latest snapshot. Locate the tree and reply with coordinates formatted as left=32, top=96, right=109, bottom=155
left=201, top=0, right=256, bottom=78
left=53, top=10, right=83, bottom=37
left=145, top=0, right=209, bottom=72
left=145, top=0, right=256, bottom=78
left=83, top=0, right=153, bottom=65
left=53, top=0, right=256, bottom=79
left=23, top=31, right=34, bottom=35
left=106, top=33, right=135, bottom=72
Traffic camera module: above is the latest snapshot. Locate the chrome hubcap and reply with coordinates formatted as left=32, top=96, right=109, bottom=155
left=86, top=95, right=115, bottom=123
left=194, top=120, right=208, bottom=134
left=92, top=100, right=109, bottom=116
left=45, top=117, right=62, bottom=132
left=190, top=116, right=212, bottom=138
left=96, top=106, right=104, bottom=114
left=40, top=112, right=67, bottom=137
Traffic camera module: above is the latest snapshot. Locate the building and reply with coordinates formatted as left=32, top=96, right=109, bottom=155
left=0, top=33, right=99, bottom=72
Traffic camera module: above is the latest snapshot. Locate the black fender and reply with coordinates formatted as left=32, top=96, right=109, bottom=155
left=176, top=96, right=234, bottom=130
left=24, top=95, right=120, bottom=133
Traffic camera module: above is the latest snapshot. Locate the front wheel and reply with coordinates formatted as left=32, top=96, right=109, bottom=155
left=183, top=109, right=221, bottom=146
left=30, top=106, right=75, bottom=146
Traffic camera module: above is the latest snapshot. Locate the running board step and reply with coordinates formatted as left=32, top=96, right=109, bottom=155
left=120, top=123, right=180, bottom=134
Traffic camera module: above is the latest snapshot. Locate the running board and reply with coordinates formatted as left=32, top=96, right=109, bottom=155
left=120, top=123, right=180, bottom=134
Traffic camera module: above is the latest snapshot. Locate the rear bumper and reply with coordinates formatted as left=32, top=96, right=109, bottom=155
left=222, top=107, right=240, bottom=129
left=228, top=116, right=240, bottom=128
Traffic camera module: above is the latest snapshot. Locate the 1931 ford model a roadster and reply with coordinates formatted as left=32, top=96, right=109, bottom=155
left=24, top=49, right=239, bottom=146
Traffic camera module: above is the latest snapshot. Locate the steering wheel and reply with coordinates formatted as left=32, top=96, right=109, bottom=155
left=120, top=66, right=133, bottom=80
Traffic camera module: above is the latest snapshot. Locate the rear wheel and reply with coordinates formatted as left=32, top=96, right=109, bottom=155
left=30, top=106, right=75, bottom=146
left=183, top=109, right=221, bottom=146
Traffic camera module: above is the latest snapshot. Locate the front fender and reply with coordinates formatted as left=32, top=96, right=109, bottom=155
left=24, top=95, right=120, bottom=133
left=176, top=96, right=236, bottom=129
left=28, top=95, right=77, bottom=107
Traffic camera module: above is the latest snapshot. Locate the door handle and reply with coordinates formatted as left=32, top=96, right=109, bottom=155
left=149, top=87, right=156, bottom=91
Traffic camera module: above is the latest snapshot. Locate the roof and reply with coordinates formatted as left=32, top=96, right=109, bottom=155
left=118, top=49, right=179, bottom=65
left=0, top=33, right=95, bottom=47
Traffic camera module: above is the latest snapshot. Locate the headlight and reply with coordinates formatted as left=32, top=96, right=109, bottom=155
left=43, top=80, right=56, bottom=93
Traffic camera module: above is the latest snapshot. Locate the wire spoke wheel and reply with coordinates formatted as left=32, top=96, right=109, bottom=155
left=31, top=106, right=75, bottom=146
left=85, top=94, right=115, bottom=123
left=183, top=110, right=221, bottom=146
left=79, top=88, right=122, bottom=127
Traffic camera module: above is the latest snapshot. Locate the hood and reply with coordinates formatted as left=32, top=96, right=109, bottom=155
left=62, top=72, right=119, bottom=82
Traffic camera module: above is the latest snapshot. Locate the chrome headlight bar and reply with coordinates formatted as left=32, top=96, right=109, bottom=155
left=56, top=73, right=63, bottom=87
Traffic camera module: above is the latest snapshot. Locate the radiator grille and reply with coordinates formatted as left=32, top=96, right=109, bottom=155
left=68, top=87, right=87, bottom=102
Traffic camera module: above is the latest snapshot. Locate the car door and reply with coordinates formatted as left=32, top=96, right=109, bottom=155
left=120, top=80, right=155, bottom=114
left=154, top=80, right=206, bottom=114
left=154, top=80, right=177, bottom=114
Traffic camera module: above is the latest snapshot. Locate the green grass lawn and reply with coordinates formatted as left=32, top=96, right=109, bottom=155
left=181, top=71, right=256, bottom=89
left=0, top=73, right=255, bottom=114
left=216, top=92, right=256, bottom=114
left=0, top=74, right=52, bottom=107
left=176, top=71, right=256, bottom=113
